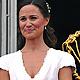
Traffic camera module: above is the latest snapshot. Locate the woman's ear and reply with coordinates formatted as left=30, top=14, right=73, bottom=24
left=45, top=17, right=50, bottom=25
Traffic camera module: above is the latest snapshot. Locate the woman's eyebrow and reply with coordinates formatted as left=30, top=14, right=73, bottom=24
left=30, top=15, right=39, bottom=18
left=19, top=16, right=25, bottom=18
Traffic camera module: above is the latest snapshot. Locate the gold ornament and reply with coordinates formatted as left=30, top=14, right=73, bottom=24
left=62, top=31, right=80, bottom=80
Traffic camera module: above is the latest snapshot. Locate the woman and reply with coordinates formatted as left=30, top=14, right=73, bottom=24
left=0, top=0, right=76, bottom=80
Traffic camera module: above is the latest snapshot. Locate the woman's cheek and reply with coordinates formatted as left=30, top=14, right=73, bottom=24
left=19, top=22, right=25, bottom=29
left=34, top=20, right=43, bottom=28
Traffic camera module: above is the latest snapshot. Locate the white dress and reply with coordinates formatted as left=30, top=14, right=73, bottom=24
left=0, top=48, right=76, bottom=80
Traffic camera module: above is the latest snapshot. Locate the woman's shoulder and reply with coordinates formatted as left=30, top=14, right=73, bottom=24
left=48, top=48, right=74, bottom=60
left=48, top=48, right=71, bottom=55
left=0, top=50, right=21, bottom=60
left=48, top=48, right=76, bottom=70
left=0, top=50, right=21, bottom=71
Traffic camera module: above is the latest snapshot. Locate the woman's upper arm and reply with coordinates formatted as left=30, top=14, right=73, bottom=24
left=58, top=67, right=72, bottom=80
left=0, top=69, right=10, bottom=80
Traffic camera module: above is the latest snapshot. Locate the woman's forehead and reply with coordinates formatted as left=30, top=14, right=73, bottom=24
left=19, top=5, right=43, bottom=16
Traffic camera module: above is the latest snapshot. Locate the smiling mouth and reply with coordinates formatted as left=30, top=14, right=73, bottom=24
left=25, top=29, right=35, bottom=32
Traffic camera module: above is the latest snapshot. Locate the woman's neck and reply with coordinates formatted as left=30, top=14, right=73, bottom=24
left=21, top=37, right=49, bottom=52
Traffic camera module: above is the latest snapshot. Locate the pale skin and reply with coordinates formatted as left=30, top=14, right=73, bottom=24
left=0, top=5, right=73, bottom=80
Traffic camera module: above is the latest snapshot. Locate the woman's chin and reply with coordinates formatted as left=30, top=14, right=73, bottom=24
left=25, top=36, right=36, bottom=40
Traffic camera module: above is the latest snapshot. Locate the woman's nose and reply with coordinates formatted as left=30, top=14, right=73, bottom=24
left=25, top=20, right=32, bottom=27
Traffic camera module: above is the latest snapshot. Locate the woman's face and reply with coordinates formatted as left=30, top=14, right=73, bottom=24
left=19, top=5, right=50, bottom=40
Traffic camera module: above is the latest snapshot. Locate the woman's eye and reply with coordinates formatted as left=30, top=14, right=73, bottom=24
left=31, top=17, right=37, bottom=20
left=20, top=17, right=26, bottom=21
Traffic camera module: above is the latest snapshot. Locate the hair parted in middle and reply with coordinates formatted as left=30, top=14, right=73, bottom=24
left=17, top=0, right=57, bottom=50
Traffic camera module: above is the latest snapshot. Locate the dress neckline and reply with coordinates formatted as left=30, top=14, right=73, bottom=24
left=19, top=48, right=52, bottom=80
